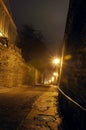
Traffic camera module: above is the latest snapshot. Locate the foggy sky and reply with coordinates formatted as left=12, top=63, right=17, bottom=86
left=9, top=0, right=69, bottom=49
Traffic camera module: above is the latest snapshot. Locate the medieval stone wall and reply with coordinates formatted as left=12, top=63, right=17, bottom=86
left=60, top=0, right=86, bottom=109
left=59, top=0, right=86, bottom=129
left=0, top=45, right=41, bottom=88
left=0, top=0, right=41, bottom=87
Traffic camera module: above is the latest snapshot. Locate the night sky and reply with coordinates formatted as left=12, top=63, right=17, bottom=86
left=9, top=0, right=69, bottom=50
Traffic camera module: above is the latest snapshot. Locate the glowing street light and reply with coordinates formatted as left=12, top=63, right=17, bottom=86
left=0, top=32, right=3, bottom=36
left=53, top=58, right=60, bottom=65
left=53, top=72, right=58, bottom=77
left=52, top=57, right=60, bottom=85
left=51, top=76, right=54, bottom=82
left=49, top=80, right=51, bottom=84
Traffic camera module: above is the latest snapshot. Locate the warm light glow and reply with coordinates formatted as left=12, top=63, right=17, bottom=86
left=44, top=80, right=48, bottom=84
left=64, top=54, right=72, bottom=60
left=53, top=72, right=58, bottom=77
left=49, top=80, right=51, bottom=83
left=53, top=58, right=60, bottom=65
left=0, top=32, right=3, bottom=36
left=51, top=76, right=54, bottom=82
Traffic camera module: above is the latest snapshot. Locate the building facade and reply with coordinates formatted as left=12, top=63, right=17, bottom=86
left=0, top=0, right=17, bottom=45
left=59, top=0, right=86, bottom=129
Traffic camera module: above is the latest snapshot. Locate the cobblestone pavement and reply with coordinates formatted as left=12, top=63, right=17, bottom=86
left=17, top=85, right=62, bottom=130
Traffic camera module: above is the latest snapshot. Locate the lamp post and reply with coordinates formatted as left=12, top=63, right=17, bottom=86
left=52, top=58, right=60, bottom=84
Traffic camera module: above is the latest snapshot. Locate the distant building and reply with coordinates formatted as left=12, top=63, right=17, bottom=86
left=0, top=0, right=17, bottom=45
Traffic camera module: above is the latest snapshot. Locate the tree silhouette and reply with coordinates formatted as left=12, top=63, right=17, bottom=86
left=16, top=24, right=48, bottom=71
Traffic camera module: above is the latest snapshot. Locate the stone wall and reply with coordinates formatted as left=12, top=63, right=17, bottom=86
left=0, top=45, right=41, bottom=88
left=60, top=0, right=86, bottom=109
left=59, top=0, right=86, bottom=129
left=0, top=0, right=41, bottom=87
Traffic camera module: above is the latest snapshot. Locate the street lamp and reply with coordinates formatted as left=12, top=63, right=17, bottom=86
left=53, top=58, right=60, bottom=65
left=51, top=76, right=54, bottom=82
left=52, top=58, right=60, bottom=85
left=53, top=72, right=58, bottom=76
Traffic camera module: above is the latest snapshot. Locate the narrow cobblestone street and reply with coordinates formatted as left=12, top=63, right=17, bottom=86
left=17, top=85, right=61, bottom=130
left=0, top=85, right=61, bottom=130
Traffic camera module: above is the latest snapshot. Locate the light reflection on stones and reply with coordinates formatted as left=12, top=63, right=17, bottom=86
left=0, top=47, right=38, bottom=88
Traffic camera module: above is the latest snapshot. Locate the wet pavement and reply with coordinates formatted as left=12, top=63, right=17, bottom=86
left=17, top=85, right=61, bottom=130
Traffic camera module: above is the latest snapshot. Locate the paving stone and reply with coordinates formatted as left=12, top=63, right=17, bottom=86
left=34, top=114, right=56, bottom=122
left=17, top=86, right=62, bottom=130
